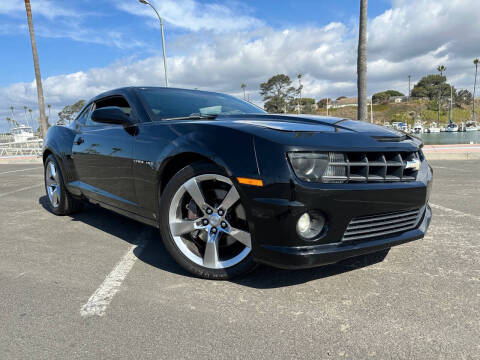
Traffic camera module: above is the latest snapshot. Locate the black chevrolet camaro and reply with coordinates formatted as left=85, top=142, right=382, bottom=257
left=43, top=87, right=432, bottom=279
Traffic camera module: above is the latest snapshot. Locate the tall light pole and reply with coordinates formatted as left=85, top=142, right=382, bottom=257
left=139, top=0, right=169, bottom=87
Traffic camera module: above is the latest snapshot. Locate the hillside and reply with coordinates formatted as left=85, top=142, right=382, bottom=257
left=313, top=99, right=479, bottom=127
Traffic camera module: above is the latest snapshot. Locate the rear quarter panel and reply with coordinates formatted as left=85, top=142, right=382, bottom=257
left=43, top=125, right=79, bottom=193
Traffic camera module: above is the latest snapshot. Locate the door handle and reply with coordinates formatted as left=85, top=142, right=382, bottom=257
left=74, top=137, right=84, bottom=145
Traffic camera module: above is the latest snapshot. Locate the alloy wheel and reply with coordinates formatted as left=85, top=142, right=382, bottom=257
left=45, top=161, right=61, bottom=208
left=168, top=174, right=251, bottom=269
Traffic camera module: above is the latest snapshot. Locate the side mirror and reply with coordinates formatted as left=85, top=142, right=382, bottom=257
left=91, top=107, right=135, bottom=126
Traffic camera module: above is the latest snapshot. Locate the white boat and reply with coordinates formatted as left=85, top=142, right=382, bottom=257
left=11, top=125, right=35, bottom=142
left=445, top=123, right=459, bottom=132
left=427, top=122, right=441, bottom=133
left=465, top=121, right=478, bottom=131
left=413, top=123, right=423, bottom=134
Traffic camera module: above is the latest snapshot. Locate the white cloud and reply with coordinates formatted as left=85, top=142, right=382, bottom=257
left=116, top=0, right=262, bottom=33
left=2, top=0, right=480, bottom=131
left=0, top=1, right=146, bottom=50
left=0, top=0, right=80, bottom=20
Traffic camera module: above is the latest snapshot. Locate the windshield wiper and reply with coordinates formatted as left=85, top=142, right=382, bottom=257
left=162, top=114, right=218, bottom=121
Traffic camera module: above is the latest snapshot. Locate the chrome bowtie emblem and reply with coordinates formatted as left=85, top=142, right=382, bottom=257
left=208, top=213, right=221, bottom=227
left=405, top=159, right=420, bottom=171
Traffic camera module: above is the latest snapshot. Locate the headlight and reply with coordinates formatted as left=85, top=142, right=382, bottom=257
left=288, top=152, right=345, bottom=182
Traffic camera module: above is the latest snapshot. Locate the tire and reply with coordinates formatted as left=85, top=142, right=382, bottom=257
left=159, top=161, right=257, bottom=280
left=44, top=154, right=83, bottom=215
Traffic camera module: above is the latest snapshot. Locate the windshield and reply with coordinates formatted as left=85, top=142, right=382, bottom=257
left=137, top=88, right=265, bottom=120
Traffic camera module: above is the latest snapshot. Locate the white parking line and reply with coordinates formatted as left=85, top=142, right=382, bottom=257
left=80, top=230, right=150, bottom=317
left=0, top=167, right=42, bottom=175
left=0, top=184, right=43, bottom=198
left=430, top=203, right=480, bottom=222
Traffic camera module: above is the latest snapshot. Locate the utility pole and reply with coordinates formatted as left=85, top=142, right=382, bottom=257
left=326, top=98, right=329, bottom=116
left=24, top=0, right=48, bottom=138
left=297, top=74, right=302, bottom=115
left=370, top=97, right=373, bottom=123
left=473, top=58, right=478, bottom=121
left=449, top=84, right=453, bottom=124
left=408, top=75, right=411, bottom=102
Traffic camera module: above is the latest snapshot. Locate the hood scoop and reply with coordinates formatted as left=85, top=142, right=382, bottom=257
left=372, top=135, right=407, bottom=142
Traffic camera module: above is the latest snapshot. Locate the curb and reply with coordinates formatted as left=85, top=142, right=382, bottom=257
left=0, top=156, right=42, bottom=164
left=423, top=144, right=480, bottom=160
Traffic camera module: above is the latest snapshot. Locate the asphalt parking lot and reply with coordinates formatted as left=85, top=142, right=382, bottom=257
left=0, top=160, right=479, bottom=359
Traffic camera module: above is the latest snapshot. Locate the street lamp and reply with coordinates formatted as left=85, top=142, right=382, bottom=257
left=139, top=0, right=169, bottom=87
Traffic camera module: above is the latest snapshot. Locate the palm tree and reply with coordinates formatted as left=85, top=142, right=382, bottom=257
left=473, top=58, right=479, bottom=121
left=47, top=104, right=51, bottom=124
left=437, top=65, right=446, bottom=77
left=24, top=0, right=48, bottom=138
left=357, top=0, right=368, bottom=121
left=10, top=106, right=16, bottom=122
left=28, top=108, right=33, bottom=128
left=6, top=117, right=11, bottom=133
left=241, top=84, right=247, bottom=100
left=297, top=74, right=303, bottom=114
left=437, top=65, right=446, bottom=123
left=23, top=105, right=30, bottom=128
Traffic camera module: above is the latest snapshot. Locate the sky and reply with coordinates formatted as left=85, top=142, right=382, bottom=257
left=0, top=0, right=479, bottom=130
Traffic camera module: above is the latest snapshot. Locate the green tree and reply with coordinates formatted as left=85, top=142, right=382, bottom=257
left=260, top=74, right=298, bottom=113
left=317, top=98, right=331, bottom=108
left=456, top=89, right=472, bottom=106
left=372, top=91, right=390, bottom=104
left=58, top=100, right=86, bottom=125
left=295, top=98, right=315, bottom=114
left=384, top=90, right=404, bottom=97
left=357, top=0, right=368, bottom=121
left=411, top=74, right=450, bottom=100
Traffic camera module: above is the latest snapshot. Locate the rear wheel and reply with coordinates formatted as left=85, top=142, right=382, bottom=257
left=44, top=154, right=83, bottom=215
left=159, top=162, right=256, bottom=279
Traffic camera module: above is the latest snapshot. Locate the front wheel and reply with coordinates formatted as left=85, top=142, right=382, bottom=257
left=159, top=162, right=257, bottom=280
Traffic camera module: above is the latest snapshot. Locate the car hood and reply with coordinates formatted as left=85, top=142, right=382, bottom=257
left=216, top=114, right=407, bottom=141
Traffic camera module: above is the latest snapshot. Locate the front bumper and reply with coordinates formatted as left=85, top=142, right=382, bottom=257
left=240, top=159, right=433, bottom=269
left=254, top=205, right=431, bottom=269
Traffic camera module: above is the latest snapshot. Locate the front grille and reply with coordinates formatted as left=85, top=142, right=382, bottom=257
left=342, top=208, right=422, bottom=242
left=323, top=151, right=420, bottom=183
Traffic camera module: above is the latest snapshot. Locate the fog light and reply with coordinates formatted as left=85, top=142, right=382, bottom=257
left=297, top=213, right=311, bottom=233
left=296, top=212, right=325, bottom=240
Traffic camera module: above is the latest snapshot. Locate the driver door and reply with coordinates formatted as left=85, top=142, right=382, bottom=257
left=72, top=96, right=138, bottom=213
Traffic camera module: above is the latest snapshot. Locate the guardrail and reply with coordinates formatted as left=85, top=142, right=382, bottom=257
left=0, top=139, right=43, bottom=157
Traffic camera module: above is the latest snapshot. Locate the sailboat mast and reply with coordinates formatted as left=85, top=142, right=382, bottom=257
left=449, top=85, right=453, bottom=124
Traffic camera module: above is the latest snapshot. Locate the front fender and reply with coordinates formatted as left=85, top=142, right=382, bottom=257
left=133, top=122, right=262, bottom=217
left=154, top=128, right=260, bottom=179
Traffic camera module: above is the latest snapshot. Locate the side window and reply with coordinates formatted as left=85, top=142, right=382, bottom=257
left=85, top=96, right=132, bottom=127
left=84, top=104, right=97, bottom=127
left=75, top=103, right=92, bottom=128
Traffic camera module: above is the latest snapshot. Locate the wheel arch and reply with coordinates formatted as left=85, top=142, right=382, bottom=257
left=158, top=151, right=225, bottom=195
